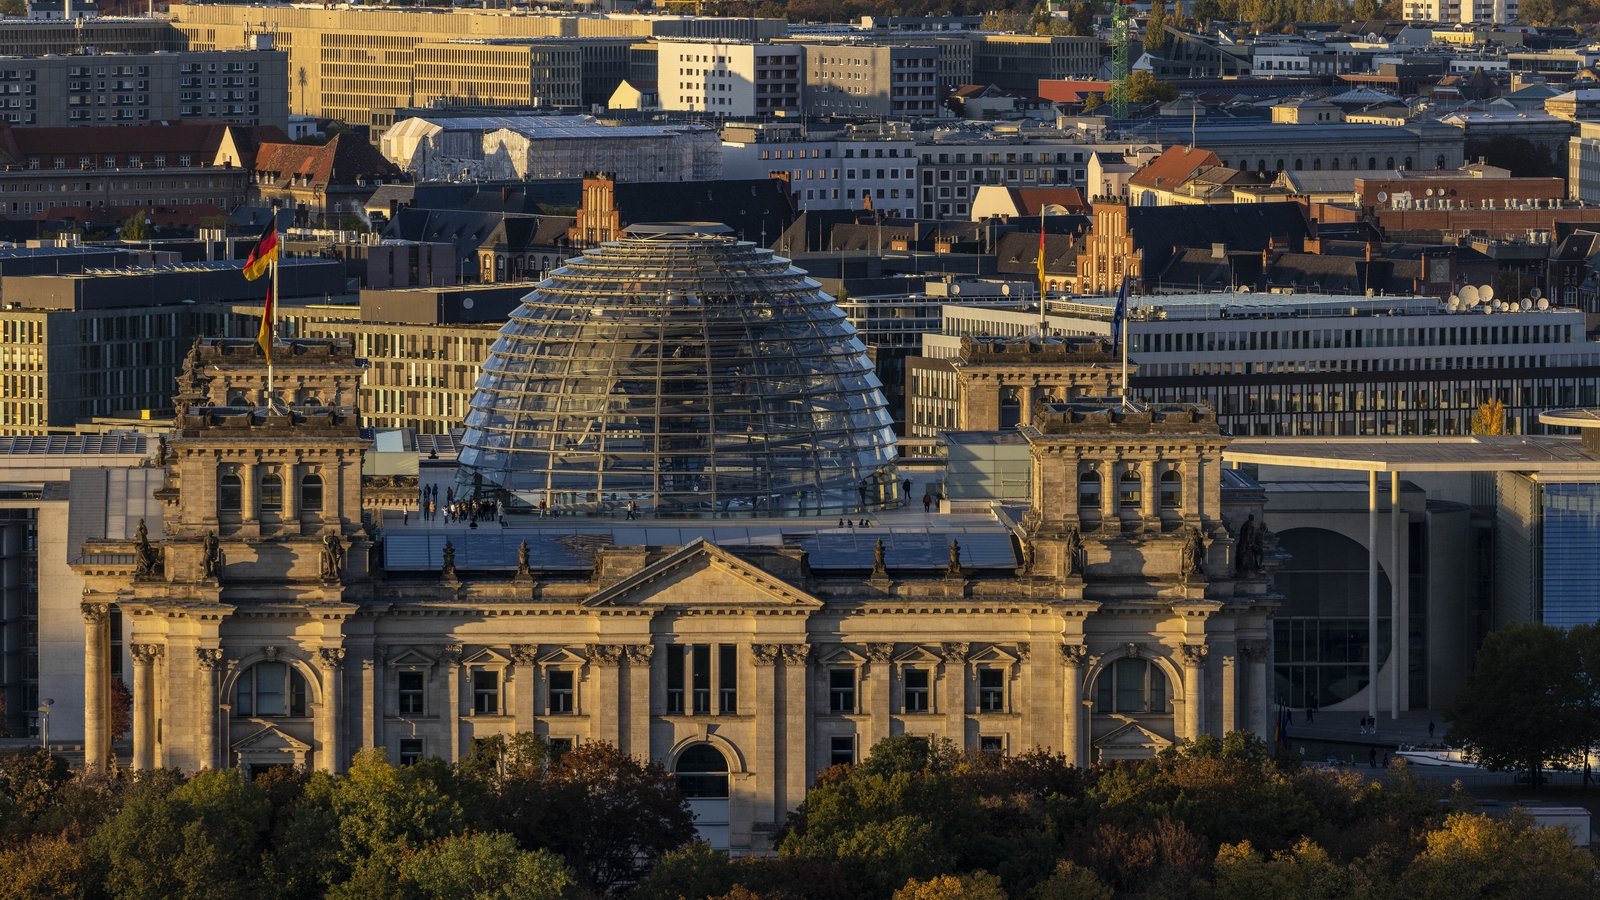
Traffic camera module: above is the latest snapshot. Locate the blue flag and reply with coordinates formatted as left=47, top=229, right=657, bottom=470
left=1111, top=277, right=1128, bottom=353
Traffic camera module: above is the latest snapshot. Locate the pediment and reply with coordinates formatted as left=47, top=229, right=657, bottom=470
left=584, top=539, right=822, bottom=609
left=1094, top=721, right=1173, bottom=753
left=386, top=648, right=437, bottom=669
left=462, top=647, right=511, bottom=667
left=232, top=724, right=312, bottom=753
left=894, top=645, right=944, bottom=665
left=968, top=645, right=1020, bottom=666
left=817, top=646, right=868, bottom=666
left=537, top=646, right=587, bottom=666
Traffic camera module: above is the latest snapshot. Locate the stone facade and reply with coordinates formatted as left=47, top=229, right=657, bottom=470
left=74, top=338, right=1279, bottom=854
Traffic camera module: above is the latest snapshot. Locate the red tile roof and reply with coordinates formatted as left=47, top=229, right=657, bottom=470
left=252, top=133, right=403, bottom=190
left=1128, top=145, right=1223, bottom=190
left=1012, top=187, right=1090, bottom=216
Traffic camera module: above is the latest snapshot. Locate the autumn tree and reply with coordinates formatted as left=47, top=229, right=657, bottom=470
left=1145, top=2, right=1170, bottom=51
left=1400, top=812, right=1598, bottom=900
left=399, top=831, right=576, bottom=900
left=1470, top=399, right=1506, bottom=435
left=892, top=870, right=1008, bottom=900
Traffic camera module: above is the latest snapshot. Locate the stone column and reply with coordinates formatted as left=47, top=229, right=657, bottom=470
left=81, top=603, right=110, bottom=771
left=1061, top=644, right=1088, bottom=767
left=1220, top=654, right=1237, bottom=735
left=865, top=643, right=895, bottom=749
left=195, top=648, right=223, bottom=770
left=361, top=656, right=379, bottom=752
left=1100, top=463, right=1118, bottom=528
left=941, top=642, right=969, bottom=749
left=317, top=648, right=345, bottom=773
left=1180, top=643, right=1208, bottom=740
left=130, top=643, right=162, bottom=771
left=625, top=644, right=654, bottom=760
left=752, top=644, right=781, bottom=825
left=281, top=462, right=298, bottom=526
left=511, top=645, right=538, bottom=736
left=779, top=644, right=810, bottom=813
left=1140, top=459, right=1158, bottom=529
left=587, top=644, right=624, bottom=746
left=1241, top=641, right=1270, bottom=740
left=239, top=461, right=257, bottom=523
left=440, top=644, right=462, bottom=763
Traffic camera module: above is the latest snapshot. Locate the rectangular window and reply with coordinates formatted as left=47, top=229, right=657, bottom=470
left=979, top=668, right=1005, bottom=712
left=397, top=670, right=425, bottom=715
left=903, top=667, right=929, bottom=712
left=979, top=735, right=1004, bottom=755
left=692, top=644, right=712, bottom=714
left=829, top=735, right=855, bottom=767
left=667, top=646, right=685, bottom=713
left=472, top=670, right=500, bottom=715
left=548, top=669, right=574, bottom=714
left=548, top=738, right=574, bottom=759
left=829, top=668, right=856, bottom=713
left=398, top=738, right=424, bottom=765
left=719, top=644, right=738, bottom=714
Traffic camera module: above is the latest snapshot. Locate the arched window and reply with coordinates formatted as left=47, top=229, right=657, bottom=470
left=1385, top=157, right=1395, bottom=170
left=1313, top=158, right=1322, bottom=171
left=219, top=473, right=242, bottom=512
left=260, top=473, right=283, bottom=512
left=675, top=744, right=729, bottom=799
left=228, top=389, right=250, bottom=408
left=1294, top=158, right=1303, bottom=171
left=1095, top=658, right=1169, bottom=713
left=1077, top=470, right=1101, bottom=510
left=1118, top=467, right=1141, bottom=509
left=1331, top=158, right=1340, bottom=171
left=300, top=473, right=324, bottom=513
left=1368, top=157, right=1377, bottom=170
left=1159, top=469, right=1182, bottom=509
left=1275, top=159, right=1284, bottom=172
left=1403, top=156, right=1413, bottom=170
left=234, top=661, right=310, bottom=717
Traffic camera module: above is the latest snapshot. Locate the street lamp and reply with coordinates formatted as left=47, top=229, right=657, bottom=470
left=37, top=698, right=54, bottom=751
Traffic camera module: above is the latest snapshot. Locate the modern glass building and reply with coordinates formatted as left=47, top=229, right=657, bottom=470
left=1542, top=482, right=1600, bottom=629
left=457, top=223, right=898, bottom=518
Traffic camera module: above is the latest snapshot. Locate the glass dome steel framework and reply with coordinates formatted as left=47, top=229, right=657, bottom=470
left=457, top=224, right=899, bottom=518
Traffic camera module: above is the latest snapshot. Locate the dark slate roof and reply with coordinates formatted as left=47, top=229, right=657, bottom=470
left=1153, top=246, right=1263, bottom=291
left=1126, top=202, right=1310, bottom=277
left=613, top=178, right=794, bottom=245
left=994, top=230, right=1081, bottom=277
left=1263, top=251, right=1424, bottom=295
left=405, top=181, right=583, bottom=215
left=384, top=208, right=532, bottom=257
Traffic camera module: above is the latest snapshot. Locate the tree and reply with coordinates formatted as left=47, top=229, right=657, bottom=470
left=1145, top=2, right=1170, bottom=52
left=1447, top=624, right=1583, bottom=786
left=0, top=0, right=23, bottom=17
left=1031, top=861, right=1113, bottom=900
left=1470, top=399, right=1505, bottom=435
left=483, top=741, right=694, bottom=894
left=400, top=831, right=575, bottom=900
left=119, top=212, right=149, bottom=242
left=0, top=832, right=91, bottom=900
left=1125, top=70, right=1179, bottom=103
left=892, top=870, right=1008, bottom=900
left=1205, top=839, right=1373, bottom=900
left=110, top=678, right=133, bottom=742
left=1352, top=0, right=1380, bottom=18
left=1400, top=812, right=1598, bottom=900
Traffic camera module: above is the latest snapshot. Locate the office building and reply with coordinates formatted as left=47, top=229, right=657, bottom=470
left=921, top=290, right=1600, bottom=437
left=721, top=122, right=917, bottom=217
left=972, top=35, right=1098, bottom=92
left=800, top=42, right=939, bottom=118
left=0, top=44, right=288, bottom=129
left=656, top=39, right=803, bottom=116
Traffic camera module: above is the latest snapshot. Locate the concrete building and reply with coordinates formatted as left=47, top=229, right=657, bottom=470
left=799, top=42, right=939, bottom=118
left=915, top=130, right=1108, bottom=220
left=0, top=45, right=288, bottom=129
left=922, top=290, right=1600, bottom=438
left=170, top=5, right=788, bottom=130
left=972, top=35, right=1098, bottom=93
left=720, top=122, right=917, bottom=218
left=77, top=284, right=1278, bottom=856
left=0, top=259, right=347, bottom=433
left=655, top=39, right=803, bottom=116
left=411, top=40, right=584, bottom=111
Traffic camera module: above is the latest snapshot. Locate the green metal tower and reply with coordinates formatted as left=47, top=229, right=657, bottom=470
left=1110, top=0, right=1131, bottom=118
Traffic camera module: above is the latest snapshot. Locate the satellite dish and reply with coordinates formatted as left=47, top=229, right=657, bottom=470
left=1426, top=188, right=1436, bottom=197
left=1460, top=285, right=1479, bottom=304
left=1539, top=297, right=1550, bottom=309
left=1447, top=298, right=1460, bottom=311
left=951, top=285, right=961, bottom=295
left=1479, top=284, right=1495, bottom=302
left=1001, top=284, right=1012, bottom=296
left=1483, top=304, right=1494, bottom=314
left=1448, top=293, right=1459, bottom=305
left=462, top=296, right=475, bottom=309
left=1531, top=287, right=1543, bottom=300
left=1521, top=299, right=1532, bottom=311
left=1377, top=191, right=1389, bottom=202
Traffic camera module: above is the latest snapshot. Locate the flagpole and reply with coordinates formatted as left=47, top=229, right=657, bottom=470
left=1119, top=277, right=1130, bottom=408
left=267, top=232, right=278, bottom=404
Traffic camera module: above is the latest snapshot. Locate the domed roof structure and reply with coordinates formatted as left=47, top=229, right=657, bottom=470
left=457, top=224, right=898, bottom=518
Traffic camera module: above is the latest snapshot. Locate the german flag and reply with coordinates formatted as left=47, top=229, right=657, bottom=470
left=242, top=219, right=278, bottom=281
left=257, top=279, right=276, bottom=364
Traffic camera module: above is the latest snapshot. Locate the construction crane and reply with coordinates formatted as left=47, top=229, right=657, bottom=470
left=1109, top=0, right=1132, bottom=119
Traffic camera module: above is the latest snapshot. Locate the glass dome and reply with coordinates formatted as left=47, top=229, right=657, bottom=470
left=456, top=224, right=898, bottom=518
